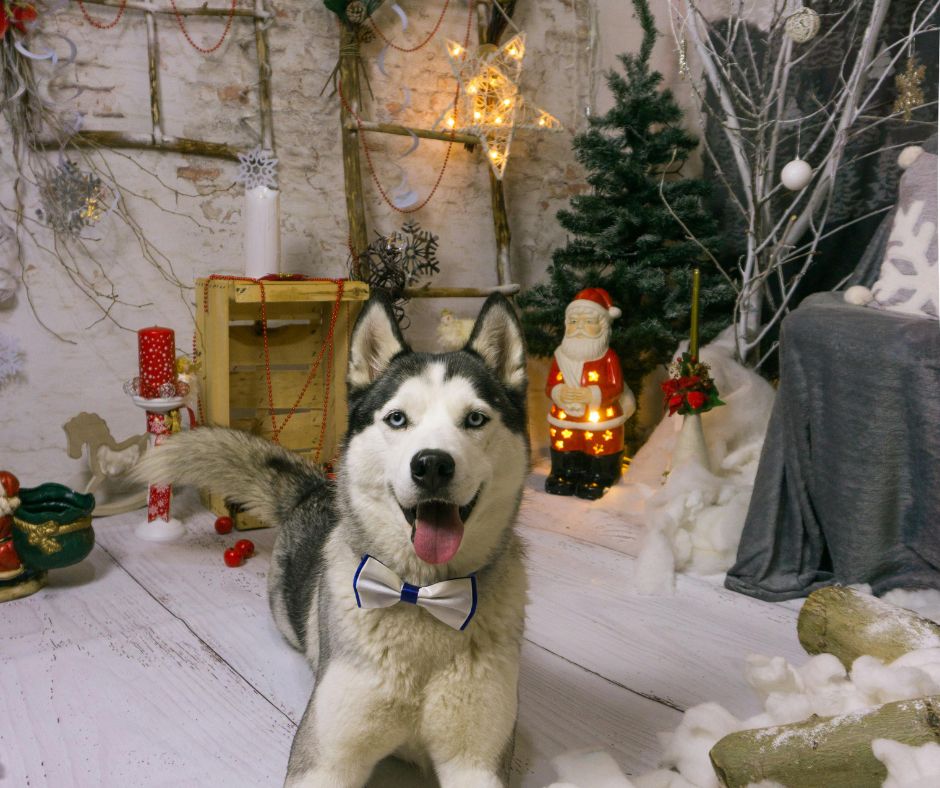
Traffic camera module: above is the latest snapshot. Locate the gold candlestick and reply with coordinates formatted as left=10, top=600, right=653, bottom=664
left=690, top=267, right=701, bottom=359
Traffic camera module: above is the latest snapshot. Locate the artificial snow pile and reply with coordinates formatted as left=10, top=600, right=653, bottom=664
left=544, top=646, right=940, bottom=788
left=623, top=328, right=776, bottom=594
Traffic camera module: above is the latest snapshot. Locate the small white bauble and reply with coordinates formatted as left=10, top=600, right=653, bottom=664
left=844, top=285, right=874, bottom=306
left=780, top=159, right=813, bottom=191
left=898, top=145, right=924, bottom=169
left=784, top=7, right=820, bottom=43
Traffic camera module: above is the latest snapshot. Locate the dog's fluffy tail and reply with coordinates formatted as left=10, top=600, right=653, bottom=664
left=131, top=427, right=322, bottom=524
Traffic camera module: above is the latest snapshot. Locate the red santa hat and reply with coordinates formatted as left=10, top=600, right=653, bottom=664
left=566, top=287, right=622, bottom=321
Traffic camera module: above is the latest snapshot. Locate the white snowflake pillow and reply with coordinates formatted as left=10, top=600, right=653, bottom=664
left=870, top=150, right=938, bottom=319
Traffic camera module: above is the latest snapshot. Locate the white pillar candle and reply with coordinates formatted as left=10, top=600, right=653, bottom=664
left=244, top=185, right=281, bottom=278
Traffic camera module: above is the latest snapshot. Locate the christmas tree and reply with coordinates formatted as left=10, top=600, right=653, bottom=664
left=519, top=0, right=734, bottom=445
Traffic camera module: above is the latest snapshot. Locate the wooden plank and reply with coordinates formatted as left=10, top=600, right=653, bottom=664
left=204, top=279, right=232, bottom=427
left=513, top=641, right=681, bottom=786
left=228, top=300, right=327, bottom=322
left=228, top=322, right=325, bottom=367
left=519, top=525, right=804, bottom=717
left=229, top=368, right=326, bottom=411
left=0, top=538, right=294, bottom=786
left=231, top=280, right=369, bottom=304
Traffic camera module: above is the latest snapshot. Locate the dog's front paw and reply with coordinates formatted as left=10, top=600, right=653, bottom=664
left=437, top=765, right=504, bottom=788
left=284, top=768, right=362, bottom=788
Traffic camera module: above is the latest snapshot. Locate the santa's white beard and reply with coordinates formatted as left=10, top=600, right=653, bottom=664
left=559, top=332, right=609, bottom=363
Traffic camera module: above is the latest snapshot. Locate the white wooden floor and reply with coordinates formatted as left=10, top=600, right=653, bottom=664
left=1, top=470, right=806, bottom=787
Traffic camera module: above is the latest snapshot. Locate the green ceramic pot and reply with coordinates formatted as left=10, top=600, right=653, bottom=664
left=12, top=484, right=96, bottom=571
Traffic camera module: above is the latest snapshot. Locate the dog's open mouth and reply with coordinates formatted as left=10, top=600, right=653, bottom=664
left=401, top=493, right=479, bottom=565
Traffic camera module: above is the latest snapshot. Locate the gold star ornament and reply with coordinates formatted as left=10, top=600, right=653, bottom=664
left=441, top=33, right=561, bottom=179
left=894, top=57, right=926, bottom=122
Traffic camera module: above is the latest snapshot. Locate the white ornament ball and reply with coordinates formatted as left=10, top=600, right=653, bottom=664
left=844, top=285, right=874, bottom=306
left=898, top=145, right=925, bottom=170
left=781, top=159, right=813, bottom=191
left=784, top=7, right=820, bottom=43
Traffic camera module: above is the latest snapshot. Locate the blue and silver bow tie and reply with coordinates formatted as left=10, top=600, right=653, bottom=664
left=353, top=555, right=478, bottom=631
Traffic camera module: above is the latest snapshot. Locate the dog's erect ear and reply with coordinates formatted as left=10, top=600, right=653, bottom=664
left=348, top=295, right=409, bottom=389
left=465, top=294, right=527, bottom=392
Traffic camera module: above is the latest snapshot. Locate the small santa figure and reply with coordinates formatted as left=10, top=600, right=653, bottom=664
left=545, top=288, right=635, bottom=499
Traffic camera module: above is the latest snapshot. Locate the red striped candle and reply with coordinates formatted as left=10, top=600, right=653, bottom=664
left=138, top=326, right=176, bottom=399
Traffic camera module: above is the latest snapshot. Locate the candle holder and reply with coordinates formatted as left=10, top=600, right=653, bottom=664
left=129, top=325, right=188, bottom=542
left=130, top=394, right=187, bottom=542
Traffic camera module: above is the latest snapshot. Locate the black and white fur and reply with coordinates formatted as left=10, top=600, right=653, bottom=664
left=136, top=294, right=530, bottom=787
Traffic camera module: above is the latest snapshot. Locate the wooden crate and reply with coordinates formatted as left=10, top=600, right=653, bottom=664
left=195, top=278, right=369, bottom=529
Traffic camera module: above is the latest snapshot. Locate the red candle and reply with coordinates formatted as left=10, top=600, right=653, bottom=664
left=138, top=326, right=176, bottom=399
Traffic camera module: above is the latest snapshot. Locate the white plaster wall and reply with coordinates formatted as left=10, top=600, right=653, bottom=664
left=0, top=0, right=697, bottom=484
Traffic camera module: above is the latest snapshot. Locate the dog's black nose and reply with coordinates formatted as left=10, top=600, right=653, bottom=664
left=410, top=449, right=455, bottom=492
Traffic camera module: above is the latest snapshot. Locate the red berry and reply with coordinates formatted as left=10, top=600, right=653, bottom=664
left=223, top=547, right=243, bottom=567
left=214, top=516, right=233, bottom=534
left=0, top=471, right=20, bottom=498
left=234, top=539, right=255, bottom=559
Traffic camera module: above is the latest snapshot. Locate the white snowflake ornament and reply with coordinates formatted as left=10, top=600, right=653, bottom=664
left=236, top=146, right=279, bottom=191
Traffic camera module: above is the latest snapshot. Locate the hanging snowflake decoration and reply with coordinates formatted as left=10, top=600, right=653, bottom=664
left=37, top=161, right=113, bottom=239
left=349, top=221, right=440, bottom=326
left=0, top=333, right=24, bottom=390
left=235, top=146, right=279, bottom=191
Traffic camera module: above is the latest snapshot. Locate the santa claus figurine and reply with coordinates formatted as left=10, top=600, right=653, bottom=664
left=545, top=288, right=635, bottom=499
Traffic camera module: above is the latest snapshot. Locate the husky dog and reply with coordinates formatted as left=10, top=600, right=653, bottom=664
left=136, top=294, right=530, bottom=787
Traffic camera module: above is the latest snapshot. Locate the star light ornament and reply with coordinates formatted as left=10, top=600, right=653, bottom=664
left=235, top=146, right=279, bottom=190
left=441, top=34, right=561, bottom=179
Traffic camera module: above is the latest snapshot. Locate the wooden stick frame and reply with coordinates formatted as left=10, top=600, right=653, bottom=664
left=341, top=0, right=517, bottom=293
left=36, top=0, right=275, bottom=161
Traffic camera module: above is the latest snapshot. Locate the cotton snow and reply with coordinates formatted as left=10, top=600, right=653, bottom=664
left=623, top=328, right=775, bottom=594
left=545, top=646, right=940, bottom=788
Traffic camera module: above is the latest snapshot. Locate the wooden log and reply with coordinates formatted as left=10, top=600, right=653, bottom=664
left=34, top=132, right=242, bottom=161
left=403, top=284, right=520, bottom=298
left=798, top=586, right=940, bottom=668
left=338, top=25, right=369, bottom=279
left=346, top=119, right=479, bottom=147
left=709, top=695, right=940, bottom=788
left=79, top=0, right=269, bottom=18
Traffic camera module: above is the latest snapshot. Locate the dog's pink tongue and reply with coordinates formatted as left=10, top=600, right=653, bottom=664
left=412, top=501, right=464, bottom=565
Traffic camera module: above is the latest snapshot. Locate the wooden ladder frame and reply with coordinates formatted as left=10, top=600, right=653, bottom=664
left=340, top=0, right=519, bottom=298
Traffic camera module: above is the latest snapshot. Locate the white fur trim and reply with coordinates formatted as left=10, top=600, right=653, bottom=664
left=566, top=299, right=619, bottom=321
left=0, top=496, right=19, bottom=516
left=844, top=285, right=874, bottom=305
left=898, top=145, right=925, bottom=170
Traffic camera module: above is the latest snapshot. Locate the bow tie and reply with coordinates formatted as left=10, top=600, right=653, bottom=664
left=353, top=555, right=478, bottom=631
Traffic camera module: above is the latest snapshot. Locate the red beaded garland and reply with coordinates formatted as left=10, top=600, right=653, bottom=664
left=77, top=0, right=128, bottom=30
left=369, top=0, right=451, bottom=54
left=338, top=1, right=474, bottom=216
left=214, top=515, right=234, bottom=534
left=169, top=0, right=237, bottom=55
left=234, top=539, right=255, bottom=559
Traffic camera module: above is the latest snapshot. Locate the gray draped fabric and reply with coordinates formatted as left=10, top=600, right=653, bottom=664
left=725, top=293, right=940, bottom=601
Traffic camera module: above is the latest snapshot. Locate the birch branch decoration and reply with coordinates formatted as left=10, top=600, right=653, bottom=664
left=666, top=0, right=939, bottom=367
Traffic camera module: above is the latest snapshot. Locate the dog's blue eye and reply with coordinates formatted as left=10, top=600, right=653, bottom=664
left=384, top=410, right=408, bottom=429
left=464, top=411, right=489, bottom=429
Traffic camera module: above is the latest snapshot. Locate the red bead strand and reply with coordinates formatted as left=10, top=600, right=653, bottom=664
left=339, top=1, right=474, bottom=215
left=169, top=0, right=237, bottom=55
left=77, top=0, right=128, bottom=30
left=369, top=0, right=451, bottom=54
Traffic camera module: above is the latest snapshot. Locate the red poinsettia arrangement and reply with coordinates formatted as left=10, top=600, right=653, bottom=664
left=0, top=1, right=38, bottom=38
left=661, top=351, right=724, bottom=416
